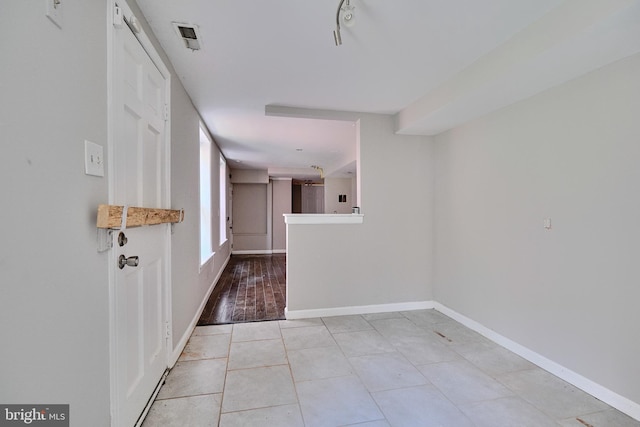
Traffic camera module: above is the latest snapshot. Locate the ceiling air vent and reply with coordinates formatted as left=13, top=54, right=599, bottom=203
left=172, top=22, right=202, bottom=51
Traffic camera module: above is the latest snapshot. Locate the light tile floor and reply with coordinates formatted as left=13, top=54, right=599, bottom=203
left=142, top=310, right=639, bottom=427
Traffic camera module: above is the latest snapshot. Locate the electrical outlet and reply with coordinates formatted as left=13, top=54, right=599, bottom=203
left=85, top=140, right=105, bottom=177
left=45, top=0, right=63, bottom=29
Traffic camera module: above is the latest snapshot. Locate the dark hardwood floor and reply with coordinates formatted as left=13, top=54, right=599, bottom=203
left=197, top=254, right=287, bottom=325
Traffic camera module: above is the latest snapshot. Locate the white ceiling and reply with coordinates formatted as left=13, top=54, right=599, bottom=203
left=136, top=0, right=640, bottom=179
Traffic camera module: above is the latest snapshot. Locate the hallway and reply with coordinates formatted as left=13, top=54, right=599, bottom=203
left=198, top=255, right=287, bottom=325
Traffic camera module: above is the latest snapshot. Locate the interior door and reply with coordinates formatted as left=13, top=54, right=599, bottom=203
left=111, top=7, right=169, bottom=426
left=302, top=185, right=325, bottom=213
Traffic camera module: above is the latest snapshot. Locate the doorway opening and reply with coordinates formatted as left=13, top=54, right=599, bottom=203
left=292, top=179, right=324, bottom=214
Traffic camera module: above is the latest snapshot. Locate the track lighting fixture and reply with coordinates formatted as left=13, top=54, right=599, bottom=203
left=342, top=1, right=356, bottom=27
left=333, top=0, right=355, bottom=46
left=311, top=165, right=325, bottom=179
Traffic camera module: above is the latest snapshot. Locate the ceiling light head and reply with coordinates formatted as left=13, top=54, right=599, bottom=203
left=332, top=0, right=356, bottom=46
left=310, top=165, right=325, bottom=179
left=341, top=2, right=356, bottom=28
left=334, top=28, right=342, bottom=46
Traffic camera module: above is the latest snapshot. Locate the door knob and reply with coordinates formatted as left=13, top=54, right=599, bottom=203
left=118, top=255, right=139, bottom=269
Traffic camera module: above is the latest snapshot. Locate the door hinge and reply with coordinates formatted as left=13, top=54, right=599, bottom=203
left=165, top=322, right=171, bottom=339
left=164, top=104, right=169, bottom=121
left=113, top=5, right=124, bottom=29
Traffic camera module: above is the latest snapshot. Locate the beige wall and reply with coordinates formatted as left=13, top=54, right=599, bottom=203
left=232, top=183, right=271, bottom=252
left=272, top=179, right=292, bottom=252
left=168, top=84, right=231, bottom=353
left=233, top=184, right=268, bottom=234
left=324, top=178, right=354, bottom=214
left=230, top=168, right=269, bottom=184
left=434, top=53, right=640, bottom=406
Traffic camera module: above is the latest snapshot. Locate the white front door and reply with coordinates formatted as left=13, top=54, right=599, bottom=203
left=110, top=5, right=170, bottom=426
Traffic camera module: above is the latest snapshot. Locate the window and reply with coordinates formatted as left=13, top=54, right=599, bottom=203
left=199, top=126, right=213, bottom=265
left=219, top=154, right=227, bottom=245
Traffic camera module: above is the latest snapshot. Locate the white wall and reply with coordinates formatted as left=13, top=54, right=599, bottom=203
left=434, top=53, right=640, bottom=407
left=287, top=114, right=434, bottom=312
left=0, top=1, right=110, bottom=424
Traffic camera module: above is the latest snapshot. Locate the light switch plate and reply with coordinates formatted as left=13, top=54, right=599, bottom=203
left=45, top=0, right=63, bottom=29
left=85, top=140, right=105, bottom=177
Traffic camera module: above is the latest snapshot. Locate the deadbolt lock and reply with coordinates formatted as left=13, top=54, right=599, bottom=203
left=118, top=231, right=128, bottom=247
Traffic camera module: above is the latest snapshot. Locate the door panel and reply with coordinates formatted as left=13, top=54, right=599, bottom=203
left=143, top=125, right=161, bottom=206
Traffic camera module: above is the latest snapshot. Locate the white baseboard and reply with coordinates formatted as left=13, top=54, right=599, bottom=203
left=285, top=300, right=435, bottom=319
left=169, top=254, right=230, bottom=366
left=433, top=302, right=640, bottom=422
left=272, top=249, right=286, bottom=254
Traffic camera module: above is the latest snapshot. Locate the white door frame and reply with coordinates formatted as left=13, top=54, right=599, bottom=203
left=107, top=2, right=173, bottom=425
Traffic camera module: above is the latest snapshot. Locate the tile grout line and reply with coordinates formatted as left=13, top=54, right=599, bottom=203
left=216, top=325, right=233, bottom=424
left=278, top=320, right=309, bottom=426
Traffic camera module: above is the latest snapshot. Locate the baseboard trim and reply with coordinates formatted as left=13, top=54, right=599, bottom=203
left=433, top=302, right=640, bottom=422
left=272, top=249, right=286, bottom=254
left=232, top=249, right=273, bottom=255
left=285, top=300, right=435, bottom=319
left=169, top=254, right=231, bottom=366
